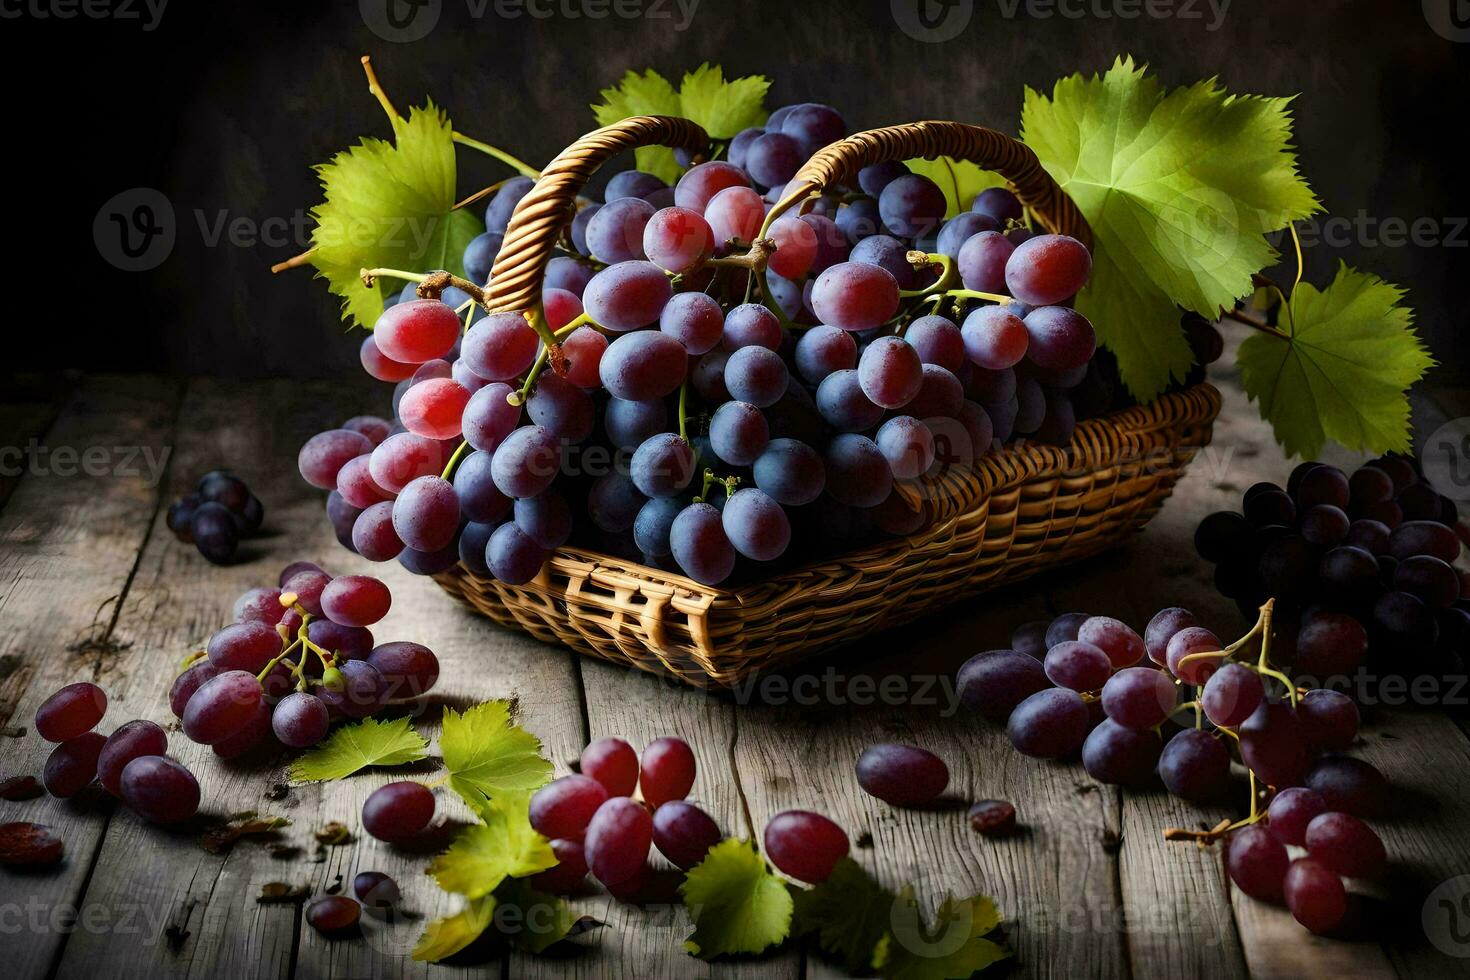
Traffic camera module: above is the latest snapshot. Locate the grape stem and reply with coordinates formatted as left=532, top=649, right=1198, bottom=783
left=1220, top=308, right=1291, bottom=341
left=511, top=346, right=550, bottom=407
left=677, top=379, right=690, bottom=443
left=360, top=268, right=428, bottom=287
left=440, top=440, right=471, bottom=481
left=359, top=55, right=541, bottom=180
left=706, top=238, right=775, bottom=274
left=897, top=252, right=957, bottom=299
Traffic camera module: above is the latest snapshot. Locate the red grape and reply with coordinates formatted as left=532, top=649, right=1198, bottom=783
left=763, top=810, right=849, bottom=884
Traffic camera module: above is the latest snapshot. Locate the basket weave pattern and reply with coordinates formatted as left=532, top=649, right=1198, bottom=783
left=439, top=116, right=1223, bottom=686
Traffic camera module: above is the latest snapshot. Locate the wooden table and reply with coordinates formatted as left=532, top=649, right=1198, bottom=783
left=1, top=361, right=1467, bottom=980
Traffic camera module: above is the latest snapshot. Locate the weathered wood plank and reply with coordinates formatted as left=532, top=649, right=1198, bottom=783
left=509, top=657, right=800, bottom=978
left=0, top=375, right=184, bottom=980
left=726, top=584, right=1130, bottom=980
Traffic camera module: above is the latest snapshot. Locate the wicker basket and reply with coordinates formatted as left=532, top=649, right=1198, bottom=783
left=434, top=116, right=1222, bottom=687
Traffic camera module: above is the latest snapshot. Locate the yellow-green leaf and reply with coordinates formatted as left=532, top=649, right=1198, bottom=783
left=871, top=889, right=1010, bottom=980
left=901, top=158, right=1007, bottom=219
left=308, top=102, right=484, bottom=329
left=682, top=838, right=793, bottom=959
left=1021, top=55, right=1321, bottom=399
left=592, top=65, right=770, bottom=183
left=288, top=716, right=429, bottom=782
left=439, top=701, right=552, bottom=817
left=1238, top=262, right=1433, bottom=458
left=412, top=895, right=496, bottom=963
left=426, top=795, right=556, bottom=900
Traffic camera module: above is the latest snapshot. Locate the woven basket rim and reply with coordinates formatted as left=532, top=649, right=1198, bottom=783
left=438, top=381, right=1222, bottom=606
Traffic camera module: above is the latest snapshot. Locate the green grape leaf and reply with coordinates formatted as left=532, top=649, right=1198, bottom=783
left=287, top=716, right=428, bottom=782
left=791, top=858, right=896, bottom=973
left=871, top=889, right=1010, bottom=980
left=1021, top=55, right=1321, bottom=399
left=901, top=158, right=1007, bottom=219
left=494, top=880, right=589, bottom=954
left=412, top=895, right=496, bottom=963
left=308, top=102, right=484, bottom=330
left=427, top=795, right=557, bottom=900
left=1238, top=262, right=1432, bottom=458
left=681, top=838, right=794, bottom=959
left=439, top=701, right=553, bottom=818
left=592, top=65, right=770, bottom=183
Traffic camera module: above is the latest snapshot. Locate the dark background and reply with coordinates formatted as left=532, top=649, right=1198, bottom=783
left=7, top=0, right=1467, bottom=385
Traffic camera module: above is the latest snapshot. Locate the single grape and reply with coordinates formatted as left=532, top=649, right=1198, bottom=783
left=1044, top=640, right=1113, bottom=692
left=972, top=187, right=1023, bottom=223
left=585, top=196, right=654, bottom=263
left=490, top=426, right=562, bottom=500
left=724, top=346, right=789, bottom=408
left=1294, top=612, right=1368, bottom=677
left=584, top=797, right=653, bottom=885
left=169, top=661, right=219, bottom=720
left=600, top=331, right=688, bottom=401
left=1239, top=702, right=1309, bottom=788
left=674, top=161, right=749, bottom=213
left=1304, top=756, right=1387, bottom=817
left=1076, top=616, right=1145, bottom=669
left=1010, top=621, right=1050, bottom=660
left=485, top=175, right=533, bottom=232
left=906, top=364, right=964, bottom=419
left=956, top=231, right=1015, bottom=293
left=43, top=732, right=106, bottom=798
left=1201, top=663, right=1265, bottom=728
left=365, top=642, right=440, bottom=700
left=373, top=299, right=460, bottom=363
left=1159, top=729, right=1232, bottom=801
left=181, top=670, right=263, bottom=745
left=581, top=737, right=639, bottom=796
left=705, top=185, right=766, bottom=248
left=878, top=174, right=945, bottom=237
left=487, top=522, right=550, bottom=585
left=779, top=103, right=845, bottom=156
left=721, top=488, right=791, bottom=562
left=962, top=306, right=1029, bottom=370
left=767, top=214, right=819, bottom=279
left=816, top=369, right=885, bottom=433
left=353, top=871, right=401, bottom=909
left=461, top=312, right=538, bottom=381
left=531, top=838, right=589, bottom=894
left=858, top=336, right=923, bottom=409
left=587, top=472, right=646, bottom=533
left=763, top=810, right=849, bottom=883
left=1102, top=667, right=1178, bottom=729
left=1044, top=612, right=1090, bottom=649
left=639, top=736, right=696, bottom=809
left=875, top=416, right=935, bottom=481
left=306, top=896, right=362, bottom=936
left=1284, top=858, right=1347, bottom=935
left=968, top=799, right=1017, bottom=837
left=652, top=801, right=721, bottom=870
left=1165, top=627, right=1224, bottom=684
left=709, top=401, right=770, bottom=467
left=670, top=502, right=737, bottom=585
left=1226, top=824, right=1289, bottom=903
left=271, top=692, right=330, bottom=748
left=1007, top=688, right=1089, bottom=759
left=855, top=743, right=949, bottom=807
left=630, top=433, right=697, bottom=499
left=315, top=660, right=387, bottom=720
left=120, top=755, right=200, bottom=824
left=957, top=649, right=1050, bottom=722
left=936, top=211, right=1001, bottom=259
left=530, top=774, right=611, bottom=841
left=811, top=262, right=900, bottom=332
left=298, top=429, right=374, bottom=491
left=643, top=206, right=714, bottom=274
left=824, top=434, right=892, bottom=508
left=1266, top=787, right=1327, bottom=846
left=753, top=438, right=826, bottom=507
left=1005, top=234, right=1092, bottom=305
left=659, top=291, right=724, bottom=355
left=1082, top=720, right=1161, bottom=788
left=362, top=781, right=435, bottom=842
left=207, top=620, right=284, bottom=673
left=359, top=334, right=416, bottom=382
left=1022, top=307, right=1096, bottom=371
left=1388, top=520, right=1459, bottom=562
left=1297, top=689, right=1359, bottom=751
left=634, top=497, right=683, bottom=558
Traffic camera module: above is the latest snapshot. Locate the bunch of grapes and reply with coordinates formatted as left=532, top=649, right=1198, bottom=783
left=958, top=603, right=1392, bottom=934
left=301, top=102, right=1116, bottom=588
left=165, top=469, right=266, bottom=564
left=169, top=561, right=440, bottom=756
left=1194, top=456, right=1465, bottom=685
left=30, top=681, right=201, bottom=825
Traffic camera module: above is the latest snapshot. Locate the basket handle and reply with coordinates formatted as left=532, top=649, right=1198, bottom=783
left=484, top=115, right=710, bottom=314
left=771, top=120, right=1091, bottom=248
